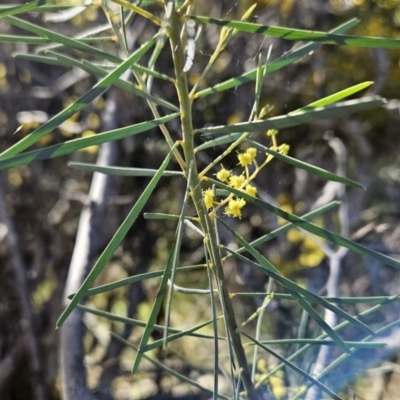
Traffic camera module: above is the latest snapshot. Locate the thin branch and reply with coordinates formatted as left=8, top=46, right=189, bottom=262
left=59, top=91, right=120, bottom=400
left=305, top=134, right=349, bottom=400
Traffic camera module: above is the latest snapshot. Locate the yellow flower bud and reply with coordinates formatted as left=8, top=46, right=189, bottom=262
left=215, top=166, right=231, bottom=182
left=278, top=143, right=290, bottom=155
left=203, top=188, right=214, bottom=210
left=267, top=129, right=278, bottom=137
left=246, top=147, right=257, bottom=159
left=229, top=174, right=246, bottom=189
left=237, top=152, right=253, bottom=167
left=245, top=184, right=257, bottom=197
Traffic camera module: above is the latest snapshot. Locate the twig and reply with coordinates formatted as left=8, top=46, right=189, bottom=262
left=59, top=90, right=120, bottom=400
left=305, top=134, right=349, bottom=400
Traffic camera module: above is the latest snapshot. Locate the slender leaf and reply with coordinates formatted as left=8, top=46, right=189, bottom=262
left=209, top=177, right=400, bottom=271
left=219, top=222, right=355, bottom=349
left=163, top=162, right=193, bottom=347
left=81, top=56, right=175, bottom=83
left=250, top=339, right=385, bottom=348
left=0, top=114, right=179, bottom=170
left=16, top=52, right=177, bottom=111
left=196, top=96, right=385, bottom=151
left=233, top=293, right=400, bottom=304
left=2, top=16, right=121, bottom=63
left=194, top=18, right=359, bottom=98
left=197, top=96, right=385, bottom=135
left=196, top=88, right=382, bottom=151
left=111, top=0, right=163, bottom=27
left=249, top=140, right=365, bottom=189
left=14, top=53, right=62, bottom=67
left=0, top=0, right=55, bottom=17
left=35, top=22, right=116, bottom=54
left=68, top=265, right=205, bottom=299
left=147, top=32, right=167, bottom=91
left=206, top=256, right=219, bottom=400
left=56, top=143, right=178, bottom=328
left=0, top=34, right=113, bottom=44
left=133, top=164, right=194, bottom=372
left=292, top=81, right=373, bottom=113
left=222, top=246, right=351, bottom=353
left=0, top=4, right=75, bottom=12
left=291, top=319, right=400, bottom=400
left=230, top=201, right=339, bottom=257
left=257, top=297, right=399, bottom=389
left=78, top=304, right=219, bottom=340
left=242, top=333, right=343, bottom=400
left=144, top=213, right=194, bottom=220
left=251, top=53, right=266, bottom=120
left=0, top=35, right=49, bottom=44
left=0, top=37, right=158, bottom=159
left=132, top=228, right=180, bottom=373
left=191, top=16, right=400, bottom=49
left=141, top=318, right=220, bottom=352
left=220, top=232, right=374, bottom=337
left=68, top=162, right=183, bottom=177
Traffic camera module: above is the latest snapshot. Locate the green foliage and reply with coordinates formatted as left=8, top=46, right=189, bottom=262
left=1, top=1, right=400, bottom=399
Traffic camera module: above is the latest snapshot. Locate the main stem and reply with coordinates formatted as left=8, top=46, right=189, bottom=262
left=167, top=4, right=262, bottom=400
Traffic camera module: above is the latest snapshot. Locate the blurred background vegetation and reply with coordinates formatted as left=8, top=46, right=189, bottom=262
left=0, top=0, right=400, bottom=399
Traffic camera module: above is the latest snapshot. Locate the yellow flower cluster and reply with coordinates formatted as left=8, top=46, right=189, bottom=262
left=201, top=147, right=260, bottom=218
left=202, top=134, right=290, bottom=218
